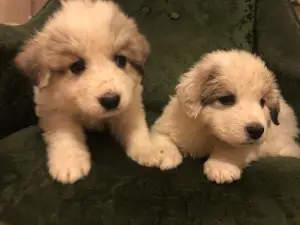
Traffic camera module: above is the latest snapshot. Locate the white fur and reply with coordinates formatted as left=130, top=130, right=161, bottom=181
left=15, top=0, right=161, bottom=184
left=151, top=50, right=300, bottom=184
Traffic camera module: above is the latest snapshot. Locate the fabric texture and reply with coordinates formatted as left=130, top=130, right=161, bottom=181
left=1, top=125, right=300, bottom=225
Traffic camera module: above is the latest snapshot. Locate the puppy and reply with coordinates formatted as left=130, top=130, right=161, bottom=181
left=151, top=50, right=300, bottom=184
left=15, top=0, right=160, bottom=184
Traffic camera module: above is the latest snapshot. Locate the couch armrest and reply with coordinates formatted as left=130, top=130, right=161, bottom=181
left=255, top=0, right=300, bottom=118
left=0, top=0, right=60, bottom=139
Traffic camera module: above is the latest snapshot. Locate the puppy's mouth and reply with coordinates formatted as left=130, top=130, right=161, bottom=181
left=241, top=138, right=264, bottom=146
left=241, top=141, right=259, bottom=146
left=101, top=108, right=122, bottom=118
left=217, top=137, right=264, bottom=148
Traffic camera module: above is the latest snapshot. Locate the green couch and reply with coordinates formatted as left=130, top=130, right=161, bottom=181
left=1, top=0, right=300, bottom=224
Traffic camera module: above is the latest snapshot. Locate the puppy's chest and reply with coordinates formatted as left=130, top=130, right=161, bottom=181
left=82, top=116, right=108, bottom=132
left=177, top=127, right=212, bottom=158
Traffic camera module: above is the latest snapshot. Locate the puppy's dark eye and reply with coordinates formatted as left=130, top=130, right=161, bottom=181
left=218, top=94, right=236, bottom=106
left=70, top=58, right=86, bottom=75
left=260, top=98, right=266, bottom=107
left=114, top=55, right=127, bottom=68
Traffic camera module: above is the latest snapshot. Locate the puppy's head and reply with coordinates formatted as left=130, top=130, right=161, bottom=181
left=15, top=0, right=149, bottom=118
left=176, top=50, right=280, bottom=146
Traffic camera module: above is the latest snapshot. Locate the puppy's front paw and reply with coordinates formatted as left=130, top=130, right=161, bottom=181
left=152, top=135, right=182, bottom=170
left=159, top=148, right=183, bottom=170
left=126, top=141, right=160, bottom=167
left=48, top=148, right=91, bottom=184
left=204, top=159, right=242, bottom=184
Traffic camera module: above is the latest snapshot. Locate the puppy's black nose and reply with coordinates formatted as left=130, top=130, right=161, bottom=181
left=99, top=93, right=120, bottom=110
left=246, top=123, right=264, bottom=140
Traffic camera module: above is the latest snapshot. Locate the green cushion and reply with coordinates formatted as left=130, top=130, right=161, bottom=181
left=256, top=0, right=300, bottom=118
left=1, top=123, right=300, bottom=225
left=0, top=0, right=61, bottom=139
left=117, top=0, right=255, bottom=110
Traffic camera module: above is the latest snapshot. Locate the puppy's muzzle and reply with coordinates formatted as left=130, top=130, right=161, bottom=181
left=99, top=93, right=120, bottom=110
left=245, top=123, right=264, bottom=140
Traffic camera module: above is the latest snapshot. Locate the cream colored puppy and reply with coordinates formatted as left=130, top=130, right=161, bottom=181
left=152, top=50, right=300, bottom=184
left=15, top=0, right=160, bottom=184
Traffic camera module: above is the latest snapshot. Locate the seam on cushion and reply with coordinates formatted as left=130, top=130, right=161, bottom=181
left=287, top=0, right=300, bottom=32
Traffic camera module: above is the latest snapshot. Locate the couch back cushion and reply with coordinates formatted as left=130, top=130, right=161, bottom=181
left=116, top=0, right=255, bottom=110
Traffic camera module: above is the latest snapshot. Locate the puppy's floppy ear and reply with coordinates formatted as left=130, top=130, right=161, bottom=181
left=131, top=36, right=150, bottom=76
left=265, top=76, right=281, bottom=126
left=125, top=27, right=150, bottom=75
left=136, top=35, right=150, bottom=65
left=129, top=18, right=151, bottom=66
left=176, top=57, right=216, bottom=118
left=15, top=37, right=50, bottom=88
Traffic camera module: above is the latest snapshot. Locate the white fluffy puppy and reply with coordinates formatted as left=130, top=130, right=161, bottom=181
left=152, top=50, right=300, bottom=184
left=15, top=0, right=160, bottom=184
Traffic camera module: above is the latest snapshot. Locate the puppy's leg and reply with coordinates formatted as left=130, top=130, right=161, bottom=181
left=259, top=133, right=300, bottom=159
left=41, top=113, right=91, bottom=184
left=151, top=131, right=183, bottom=170
left=263, top=139, right=300, bottom=158
left=109, top=95, right=160, bottom=167
left=278, top=141, right=300, bottom=158
left=204, top=148, right=255, bottom=184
